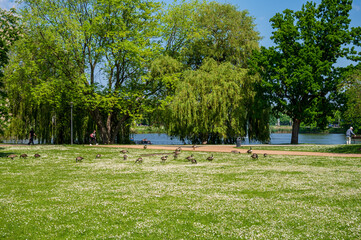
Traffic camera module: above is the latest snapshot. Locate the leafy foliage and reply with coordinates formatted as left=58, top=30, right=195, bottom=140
left=251, top=0, right=355, bottom=144
left=0, top=8, right=22, bottom=134
left=341, top=66, right=361, bottom=132
left=164, top=59, right=252, bottom=143
left=160, top=1, right=267, bottom=143
left=3, top=0, right=180, bottom=143
left=163, top=1, right=260, bottom=68
left=0, top=8, right=21, bottom=74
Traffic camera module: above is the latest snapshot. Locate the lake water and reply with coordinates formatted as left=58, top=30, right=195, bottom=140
left=133, top=133, right=348, bottom=145
left=4, top=133, right=348, bottom=145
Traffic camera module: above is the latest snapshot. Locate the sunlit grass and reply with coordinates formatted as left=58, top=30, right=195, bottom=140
left=239, top=144, right=361, bottom=154
left=1, top=145, right=361, bottom=239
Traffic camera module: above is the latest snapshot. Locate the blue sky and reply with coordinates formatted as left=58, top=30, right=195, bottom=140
left=214, top=0, right=361, bottom=48
left=1, top=0, right=360, bottom=49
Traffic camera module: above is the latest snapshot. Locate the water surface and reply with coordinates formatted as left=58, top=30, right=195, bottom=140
left=133, top=133, right=347, bottom=145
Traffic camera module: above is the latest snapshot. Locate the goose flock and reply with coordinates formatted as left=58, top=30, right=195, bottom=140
left=5, top=146, right=267, bottom=163
left=7, top=154, right=41, bottom=159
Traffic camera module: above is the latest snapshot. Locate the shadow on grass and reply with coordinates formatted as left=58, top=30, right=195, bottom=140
left=0, top=148, right=17, bottom=158
left=0, top=146, right=23, bottom=158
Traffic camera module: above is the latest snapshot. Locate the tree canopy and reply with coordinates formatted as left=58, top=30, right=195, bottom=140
left=0, top=8, right=21, bottom=75
left=162, top=1, right=260, bottom=68
left=160, top=1, right=268, bottom=144
left=3, top=0, right=360, bottom=144
left=251, top=0, right=356, bottom=144
left=2, top=0, right=269, bottom=144
left=163, top=59, right=252, bottom=143
left=3, top=0, right=180, bottom=143
left=340, top=65, right=361, bottom=131
left=0, top=8, right=21, bottom=135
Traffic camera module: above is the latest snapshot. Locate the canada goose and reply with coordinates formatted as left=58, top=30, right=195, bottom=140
left=173, top=154, right=178, bottom=159
left=251, top=153, right=258, bottom=159
left=174, top=150, right=181, bottom=155
left=144, top=145, right=147, bottom=149
left=135, top=157, right=143, bottom=163
left=192, top=145, right=197, bottom=150
left=191, top=158, right=197, bottom=164
left=247, top=147, right=252, bottom=154
left=264, top=153, right=268, bottom=157
left=96, top=154, right=101, bottom=158
left=123, top=155, right=128, bottom=160
left=161, top=155, right=168, bottom=163
left=207, top=154, right=214, bottom=161
left=34, top=154, right=41, bottom=158
left=186, top=154, right=194, bottom=161
left=176, top=147, right=182, bottom=152
left=76, top=156, right=84, bottom=162
left=20, top=154, right=28, bottom=158
left=121, top=150, right=129, bottom=154
left=7, top=154, right=17, bottom=159
left=231, top=150, right=241, bottom=154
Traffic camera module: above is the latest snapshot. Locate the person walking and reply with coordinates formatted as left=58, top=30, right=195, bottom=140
left=28, top=128, right=36, bottom=145
left=346, top=127, right=356, bottom=144
left=90, top=130, right=98, bottom=145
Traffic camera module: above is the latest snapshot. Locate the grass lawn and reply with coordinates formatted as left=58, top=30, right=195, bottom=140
left=239, top=144, right=361, bottom=154
left=1, top=145, right=361, bottom=239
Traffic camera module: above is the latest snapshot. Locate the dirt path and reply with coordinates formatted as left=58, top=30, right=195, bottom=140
left=103, top=144, right=361, bottom=158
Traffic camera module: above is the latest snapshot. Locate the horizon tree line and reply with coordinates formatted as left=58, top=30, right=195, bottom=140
left=0, top=0, right=360, bottom=144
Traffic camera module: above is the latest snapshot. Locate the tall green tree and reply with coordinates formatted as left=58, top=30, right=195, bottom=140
left=4, top=32, right=86, bottom=143
left=341, top=65, right=361, bottom=131
left=251, top=0, right=355, bottom=144
left=0, top=8, right=21, bottom=134
left=163, top=1, right=260, bottom=69
left=163, top=59, right=254, bottom=143
left=4, top=0, right=179, bottom=143
left=0, top=8, right=20, bottom=75
left=160, top=1, right=267, bottom=143
left=340, top=21, right=361, bottom=131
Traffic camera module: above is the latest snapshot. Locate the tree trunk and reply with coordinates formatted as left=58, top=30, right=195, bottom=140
left=91, top=108, right=131, bottom=144
left=291, top=119, right=301, bottom=144
left=91, top=108, right=109, bottom=144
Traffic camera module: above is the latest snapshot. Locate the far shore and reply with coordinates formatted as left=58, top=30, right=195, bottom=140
left=131, top=125, right=345, bottom=134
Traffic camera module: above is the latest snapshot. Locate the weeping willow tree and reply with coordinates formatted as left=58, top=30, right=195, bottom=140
left=162, top=58, right=267, bottom=144
left=159, top=1, right=269, bottom=143
left=4, top=33, right=92, bottom=143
